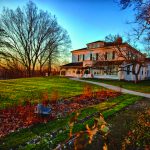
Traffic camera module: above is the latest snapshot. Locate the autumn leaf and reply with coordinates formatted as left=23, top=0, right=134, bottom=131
left=69, top=112, right=80, bottom=137
left=86, top=124, right=98, bottom=144
left=103, top=143, right=108, bottom=150
left=101, top=125, right=109, bottom=134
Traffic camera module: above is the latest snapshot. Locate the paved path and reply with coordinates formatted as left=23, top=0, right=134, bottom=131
left=70, top=78, right=150, bottom=98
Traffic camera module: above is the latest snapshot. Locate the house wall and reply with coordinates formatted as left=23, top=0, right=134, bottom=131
left=71, top=44, right=141, bottom=63
left=146, top=63, right=150, bottom=78
left=123, top=64, right=148, bottom=81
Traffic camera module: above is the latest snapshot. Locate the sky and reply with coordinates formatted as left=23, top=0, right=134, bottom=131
left=0, top=0, right=136, bottom=50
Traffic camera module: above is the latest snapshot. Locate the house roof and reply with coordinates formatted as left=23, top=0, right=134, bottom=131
left=87, top=40, right=105, bottom=45
left=104, top=42, right=127, bottom=47
left=71, top=43, right=127, bottom=53
left=61, top=62, right=83, bottom=68
left=71, top=48, right=87, bottom=52
left=71, top=42, right=144, bottom=57
left=71, top=41, right=129, bottom=51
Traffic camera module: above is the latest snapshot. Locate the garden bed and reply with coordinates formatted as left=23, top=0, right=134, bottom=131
left=0, top=90, right=120, bottom=137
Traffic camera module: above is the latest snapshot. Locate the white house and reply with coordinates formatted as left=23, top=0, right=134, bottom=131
left=60, top=38, right=150, bottom=81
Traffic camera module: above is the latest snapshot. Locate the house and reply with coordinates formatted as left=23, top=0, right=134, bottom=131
left=60, top=37, right=150, bottom=81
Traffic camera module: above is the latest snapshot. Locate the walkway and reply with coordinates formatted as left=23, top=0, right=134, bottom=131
left=70, top=78, right=150, bottom=98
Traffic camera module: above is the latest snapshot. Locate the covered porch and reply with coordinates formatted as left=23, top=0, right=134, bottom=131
left=90, top=60, right=124, bottom=80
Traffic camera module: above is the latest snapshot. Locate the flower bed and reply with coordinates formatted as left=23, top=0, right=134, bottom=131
left=0, top=90, right=120, bottom=137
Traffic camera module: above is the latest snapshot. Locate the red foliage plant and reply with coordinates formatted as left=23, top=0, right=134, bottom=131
left=50, top=90, right=59, bottom=104
left=83, top=84, right=93, bottom=98
left=41, top=91, right=49, bottom=106
left=0, top=102, right=54, bottom=138
left=0, top=89, right=120, bottom=138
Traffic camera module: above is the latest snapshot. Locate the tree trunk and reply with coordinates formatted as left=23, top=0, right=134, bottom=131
left=48, top=60, right=51, bottom=76
left=32, top=64, right=36, bottom=77
left=40, top=65, right=43, bottom=75
left=134, top=74, right=138, bottom=84
left=28, top=68, right=31, bottom=77
left=27, top=63, right=31, bottom=77
left=132, top=63, right=142, bottom=84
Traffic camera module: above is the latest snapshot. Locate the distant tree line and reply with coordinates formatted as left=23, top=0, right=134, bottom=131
left=0, top=1, right=71, bottom=79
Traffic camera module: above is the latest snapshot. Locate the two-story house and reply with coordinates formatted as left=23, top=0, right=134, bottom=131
left=60, top=37, right=150, bottom=81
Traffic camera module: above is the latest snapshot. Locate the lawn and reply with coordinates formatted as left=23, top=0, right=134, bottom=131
left=83, top=78, right=150, bottom=93
left=0, top=76, right=146, bottom=149
left=0, top=76, right=104, bottom=109
left=0, top=94, right=143, bottom=149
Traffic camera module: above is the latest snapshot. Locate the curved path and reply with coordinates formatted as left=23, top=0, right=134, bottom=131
left=70, top=78, right=150, bottom=98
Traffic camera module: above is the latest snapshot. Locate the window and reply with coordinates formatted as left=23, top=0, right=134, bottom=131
left=93, top=44, right=96, bottom=48
left=127, top=51, right=130, bottom=59
left=96, top=53, right=99, bottom=60
left=83, top=54, right=85, bottom=61
left=107, top=52, right=112, bottom=60
left=90, top=53, right=92, bottom=60
left=112, top=51, right=115, bottom=59
left=97, top=43, right=100, bottom=48
left=127, top=51, right=132, bottom=59
left=127, top=66, right=130, bottom=75
left=77, top=54, right=83, bottom=61
left=78, top=55, right=79, bottom=62
left=105, top=52, right=107, bottom=60
left=91, top=44, right=94, bottom=48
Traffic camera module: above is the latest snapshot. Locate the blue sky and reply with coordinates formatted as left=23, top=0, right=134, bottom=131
left=0, top=0, right=136, bottom=50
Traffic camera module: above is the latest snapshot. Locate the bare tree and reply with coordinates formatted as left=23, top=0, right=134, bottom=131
left=0, top=1, right=71, bottom=77
left=38, top=29, right=71, bottom=75
left=142, top=37, right=150, bottom=57
left=118, top=0, right=150, bottom=54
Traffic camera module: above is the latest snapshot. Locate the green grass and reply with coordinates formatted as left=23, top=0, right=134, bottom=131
left=0, top=94, right=142, bottom=150
left=0, top=77, right=144, bottom=149
left=83, top=78, right=150, bottom=93
left=0, top=76, right=104, bottom=109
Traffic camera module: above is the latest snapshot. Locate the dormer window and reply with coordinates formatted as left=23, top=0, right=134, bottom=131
left=97, top=43, right=100, bottom=48
left=87, top=41, right=105, bottom=49
left=88, top=44, right=92, bottom=49
left=99, top=42, right=105, bottom=47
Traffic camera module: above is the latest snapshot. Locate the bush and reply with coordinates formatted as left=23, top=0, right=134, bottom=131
left=84, top=70, right=89, bottom=74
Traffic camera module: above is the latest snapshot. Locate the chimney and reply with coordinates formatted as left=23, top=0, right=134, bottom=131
left=115, top=36, right=123, bottom=44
